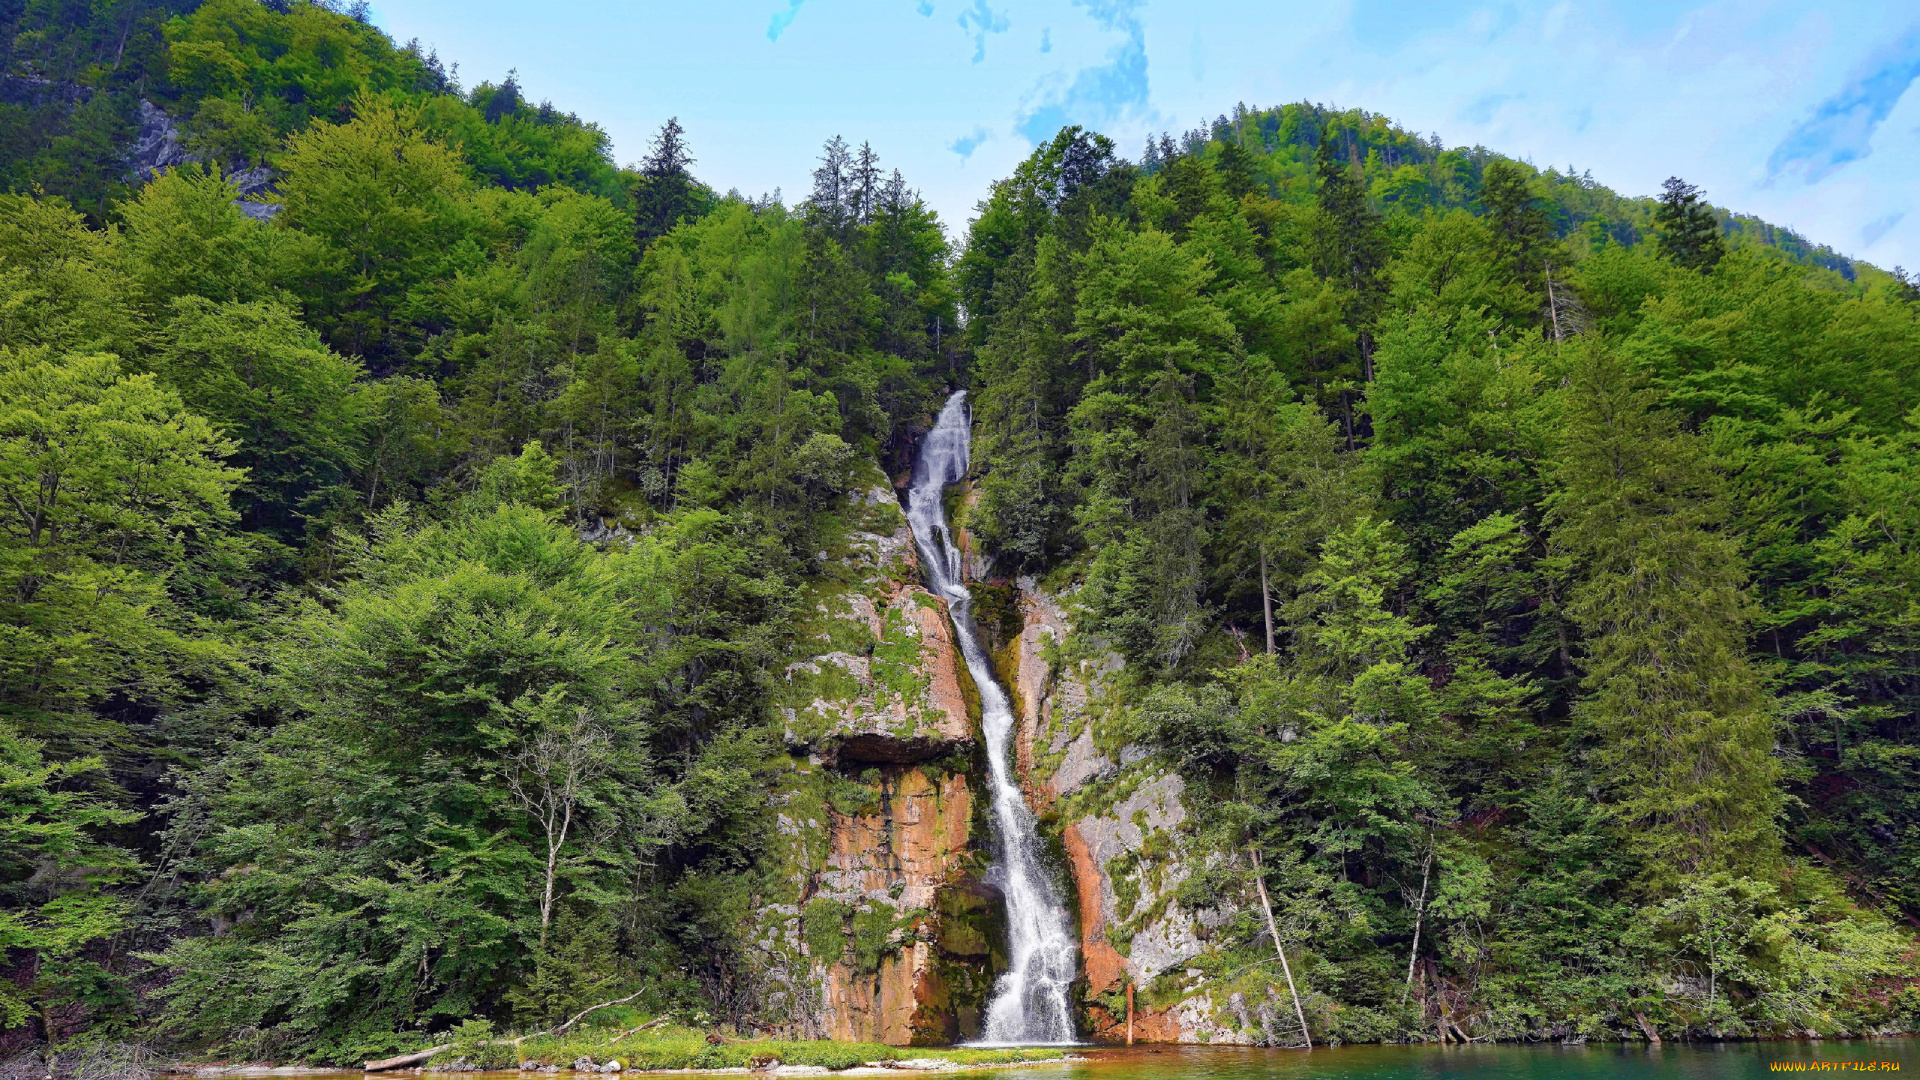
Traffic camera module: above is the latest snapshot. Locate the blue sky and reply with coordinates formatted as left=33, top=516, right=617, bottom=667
left=365, top=0, right=1920, bottom=270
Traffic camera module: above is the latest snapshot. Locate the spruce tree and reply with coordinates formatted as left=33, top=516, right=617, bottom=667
left=851, top=140, right=880, bottom=223
left=630, top=117, right=704, bottom=249
left=1547, top=341, right=1779, bottom=886
left=1311, top=130, right=1388, bottom=378
left=482, top=70, right=521, bottom=123
left=1214, top=140, right=1256, bottom=200
left=1480, top=159, right=1551, bottom=296
left=808, top=135, right=853, bottom=235
left=1654, top=177, right=1726, bottom=273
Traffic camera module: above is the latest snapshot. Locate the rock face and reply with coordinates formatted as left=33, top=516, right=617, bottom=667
left=0, top=76, right=91, bottom=109
left=121, top=99, right=283, bottom=218
left=806, top=766, right=998, bottom=1043
left=747, top=482, right=1280, bottom=1046
left=747, top=475, right=998, bottom=1045
left=778, top=484, right=972, bottom=767
left=1006, top=580, right=1271, bottom=1045
left=127, top=99, right=194, bottom=183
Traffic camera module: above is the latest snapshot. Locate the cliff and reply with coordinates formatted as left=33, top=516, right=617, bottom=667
left=1007, top=582, right=1296, bottom=1046
left=747, top=480, right=1299, bottom=1046
left=748, top=477, right=1000, bottom=1045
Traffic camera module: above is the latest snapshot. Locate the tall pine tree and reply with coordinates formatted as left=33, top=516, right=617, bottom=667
left=1310, top=129, right=1388, bottom=383
left=1548, top=341, right=1779, bottom=886
left=630, top=118, right=706, bottom=249
left=1654, top=177, right=1726, bottom=273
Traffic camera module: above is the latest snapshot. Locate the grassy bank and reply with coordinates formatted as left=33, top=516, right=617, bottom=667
left=425, top=1024, right=1069, bottom=1072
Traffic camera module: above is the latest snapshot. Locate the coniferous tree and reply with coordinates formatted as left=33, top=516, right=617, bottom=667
left=809, top=135, right=854, bottom=236
left=851, top=140, right=880, bottom=223
left=1214, top=140, right=1256, bottom=199
left=1548, top=341, right=1779, bottom=885
left=483, top=70, right=522, bottom=123
left=1311, top=130, right=1389, bottom=379
left=1654, top=177, right=1726, bottom=273
left=1480, top=159, right=1552, bottom=296
left=630, top=117, right=705, bottom=249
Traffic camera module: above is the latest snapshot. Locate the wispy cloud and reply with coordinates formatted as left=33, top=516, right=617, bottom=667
left=1768, top=24, right=1920, bottom=182
left=1864, top=212, right=1905, bottom=247
left=1040, top=27, right=1051, bottom=53
left=916, top=0, right=933, bottom=15
left=949, top=127, right=991, bottom=160
left=1015, top=0, right=1149, bottom=144
left=766, top=0, right=809, bottom=41
left=956, top=0, right=1009, bottom=63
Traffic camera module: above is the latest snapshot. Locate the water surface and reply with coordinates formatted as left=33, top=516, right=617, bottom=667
left=1031, top=1042, right=1913, bottom=1079
left=230, top=1043, right=1912, bottom=1080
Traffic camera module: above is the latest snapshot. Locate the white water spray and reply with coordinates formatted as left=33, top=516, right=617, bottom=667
left=904, top=391, right=1080, bottom=1046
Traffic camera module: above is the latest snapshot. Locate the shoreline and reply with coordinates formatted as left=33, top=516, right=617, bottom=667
left=157, top=1034, right=1920, bottom=1079
left=163, top=1057, right=1089, bottom=1078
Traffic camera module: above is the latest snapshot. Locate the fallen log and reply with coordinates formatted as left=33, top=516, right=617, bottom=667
left=608, top=1017, right=670, bottom=1044
left=550, top=990, right=647, bottom=1038
left=365, top=1044, right=452, bottom=1072
left=364, top=989, right=649, bottom=1071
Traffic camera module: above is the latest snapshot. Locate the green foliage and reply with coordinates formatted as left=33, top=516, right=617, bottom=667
left=849, top=907, right=898, bottom=974
left=1655, top=177, right=1727, bottom=273
left=141, top=492, right=786, bottom=1055
left=0, top=194, right=138, bottom=356
left=0, top=349, right=244, bottom=751
left=803, top=898, right=851, bottom=964
left=965, top=108, right=1920, bottom=1045
left=118, top=164, right=292, bottom=308
left=277, top=96, right=475, bottom=360
left=153, top=297, right=369, bottom=533
left=1479, top=159, right=1552, bottom=298
left=0, top=723, right=141, bottom=1030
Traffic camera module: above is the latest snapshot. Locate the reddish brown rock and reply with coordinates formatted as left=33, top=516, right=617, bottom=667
left=908, top=596, right=972, bottom=747
left=752, top=475, right=994, bottom=1046
left=818, top=768, right=972, bottom=911
left=1064, top=821, right=1128, bottom=998
left=812, top=767, right=991, bottom=1045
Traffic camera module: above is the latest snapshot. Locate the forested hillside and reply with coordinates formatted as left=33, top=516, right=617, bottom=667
left=2, top=0, right=1919, bottom=1062
left=957, top=118, right=1920, bottom=1044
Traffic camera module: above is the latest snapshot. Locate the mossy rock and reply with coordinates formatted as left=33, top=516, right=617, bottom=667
left=934, top=880, right=1000, bottom=959
left=968, top=582, right=1024, bottom=655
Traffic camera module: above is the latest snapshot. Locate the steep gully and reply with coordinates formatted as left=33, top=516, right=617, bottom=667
left=904, top=391, right=1081, bottom=1046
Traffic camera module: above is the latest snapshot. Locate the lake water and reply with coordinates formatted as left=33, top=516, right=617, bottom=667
left=228, top=1043, right=1913, bottom=1080
left=1016, top=1041, right=1914, bottom=1079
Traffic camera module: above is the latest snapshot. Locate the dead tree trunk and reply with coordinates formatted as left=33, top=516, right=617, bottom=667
left=1249, top=846, right=1310, bottom=1049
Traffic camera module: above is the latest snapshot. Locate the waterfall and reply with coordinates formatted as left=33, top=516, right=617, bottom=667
left=904, top=391, right=1081, bottom=1047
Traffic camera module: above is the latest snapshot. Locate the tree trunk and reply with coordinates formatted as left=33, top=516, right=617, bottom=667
left=1546, top=263, right=1564, bottom=344
left=1403, top=844, right=1433, bottom=997
left=551, top=988, right=648, bottom=1036
left=1260, top=546, right=1275, bottom=656
left=366, top=1045, right=453, bottom=1071
left=1249, top=846, right=1310, bottom=1049
left=540, top=802, right=574, bottom=945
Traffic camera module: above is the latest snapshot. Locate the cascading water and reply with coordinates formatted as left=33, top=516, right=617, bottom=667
left=904, top=391, right=1081, bottom=1046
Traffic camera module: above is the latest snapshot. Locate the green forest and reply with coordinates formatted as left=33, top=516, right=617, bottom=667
left=4, top=0, right=1920, bottom=1064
